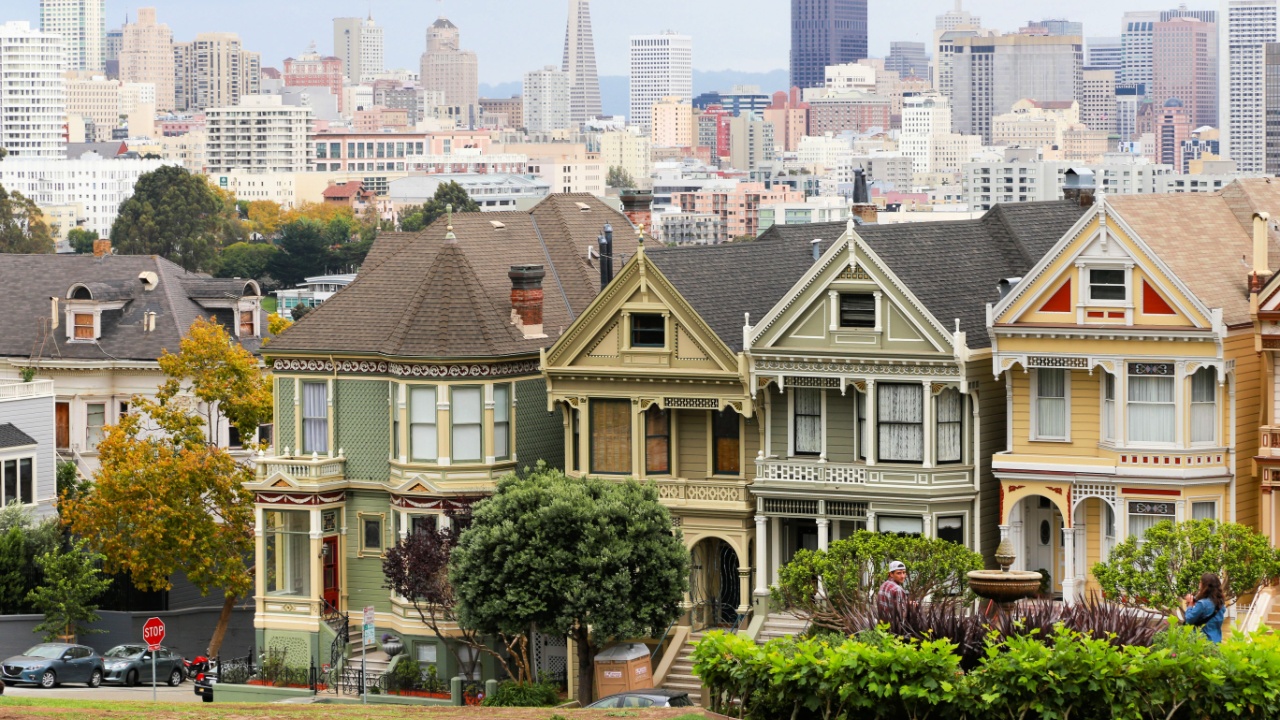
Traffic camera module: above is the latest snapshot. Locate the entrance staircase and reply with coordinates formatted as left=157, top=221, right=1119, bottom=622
left=756, top=612, right=809, bottom=643
left=347, top=638, right=392, bottom=679
left=660, top=631, right=704, bottom=706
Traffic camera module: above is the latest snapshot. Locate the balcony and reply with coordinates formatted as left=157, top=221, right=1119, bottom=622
left=255, top=450, right=346, bottom=483
left=1260, top=426, right=1280, bottom=459
left=755, top=456, right=972, bottom=489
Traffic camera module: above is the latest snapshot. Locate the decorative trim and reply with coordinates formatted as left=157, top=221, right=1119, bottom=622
left=664, top=397, right=720, bottom=409
left=256, top=491, right=347, bottom=506
left=837, top=265, right=872, bottom=281
left=1028, top=356, right=1088, bottom=369
left=756, top=359, right=960, bottom=377
left=389, top=494, right=482, bottom=511
left=272, top=358, right=541, bottom=378
left=785, top=376, right=841, bottom=388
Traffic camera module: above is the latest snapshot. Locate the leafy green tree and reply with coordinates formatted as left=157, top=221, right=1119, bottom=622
left=0, top=185, right=55, bottom=253
left=450, top=465, right=688, bottom=704
left=289, top=303, right=313, bottom=322
left=27, top=539, right=111, bottom=641
left=67, top=227, right=98, bottom=254
left=606, top=166, right=636, bottom=190
left=56, top=461, right=89, bottom=502
left=216, top=241, right=278, bottom=280
left=110, top=166, right=232, bottom=271
left=267, top=219, right=331, bottom=288
left=399, top=181, right=480, bottom=232
left=0, top=503, right=61, bottom=614
left=1093, top=519, right=1280, bottom=613
left=0, top=525, right=26, bottom=613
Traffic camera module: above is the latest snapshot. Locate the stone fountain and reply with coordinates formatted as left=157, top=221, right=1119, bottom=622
left=966, top=528, right=1043, bottom=614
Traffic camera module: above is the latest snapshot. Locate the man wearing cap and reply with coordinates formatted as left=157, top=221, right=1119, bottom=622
left=878, top=561, right=907, bottom=605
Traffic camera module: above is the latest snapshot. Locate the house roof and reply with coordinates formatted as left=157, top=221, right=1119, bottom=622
left=1107, top=179, right=1280, bottom=327
left=0, top=254, right=265, bottom=363
left=649, top=201, right=1088, bottom=352
left=0, top=423, right=36, bottom=449
left=267, top=194, right=637, bottom=360
left=322, top=182, right=367, bottom=200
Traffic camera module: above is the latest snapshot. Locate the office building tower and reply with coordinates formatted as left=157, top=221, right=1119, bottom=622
left=205, top=95, right=313, bottom=174
left=562, top=0, right=602, bottom=125
left=173, top=32, right=260, bottom=113
left=1155, top=98, right=1193, bottom=168
left=1152, top=18, right=1218, bottom=129
left=1265, top=42, right=1280, bottom=172
left=1081, top=69, right=1118, bottom=134
left=421, top=17, right=479, bottom=108
left=936, top=0, right=979, bottom=31
left=1162, top=5, right=1217, bottom=23
left=104, top=24, right=121, bottom=77
left=791, top=0, right=869, bottom=90
left=629, top=32, right=692, bottom=132
left=1086, top=37, right=1123, bottom=71
left=1221, top=0, right=1277, bottom=174
left=284, top=45, right=345, bottom=113
left=1022, top=19, right=1085, bottom=37
left=727, top=113, right=775, bottom=174
left=1122, top=11, right=1160, bottom=91
left=951, top=34, right=1083, bottom=143
left=333, top=16, right=382, bottom=85
left=40, top=0, right=103, bottom=71
left=119, top=7, right=174, bottom=111
left=0, top=21, right=66, bottom=158
left=935, top=28, right=979, bottom=101
left=885, top=41, right=929, bottom=80
left=1116, top=83, right=1145, bottom=141
left=523, top=65, right=571, bottom=132
left=652, top=96, right=695, bottom=147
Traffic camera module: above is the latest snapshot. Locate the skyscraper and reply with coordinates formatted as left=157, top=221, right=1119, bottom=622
left=790, top=0, right=869, bottom=90
left=421, top=17, right=479, bottom=108
left=1086, top=37, right=1123, bottom=72
left=934, top=2, right=984, bottom=96
left=1221, top=0, right=1278, bottom=174
left=0, top=21, right=66, bottom=158
left=629, top=32, right=692, bottom=132
left=951, top=34, right=1083, bottom=144
left=333, top=15, right=384, bottom=84
left=119, top=7, right=174, bottom=112
left=173, top=33, right=260, bottom=113
left=523, top=65, right=571, bottom=132
left=1264, top=42, right=1280, bottom=173
left=1121, top=11, right=1160, bottom=91
left=1152, top=17, right=1218, bottom=129
left=935, top=0, right=980, bottom=32
left=562, top=0, right=601, bottom=125
left=885, top=42, right=929, bottom=80
left=40, top=0, right=104, bottom=71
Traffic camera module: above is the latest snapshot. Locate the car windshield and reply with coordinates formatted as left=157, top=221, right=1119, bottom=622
left=105, top=645, right=146, bottom=659
left=23, top=645, right=67, bottom=659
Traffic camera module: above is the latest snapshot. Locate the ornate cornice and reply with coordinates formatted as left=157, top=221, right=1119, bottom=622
left=272, top=358, right=541, bottom=379
left=754, top=358, right=961, bottom=377
left=255, top=491, right=347, bottom=506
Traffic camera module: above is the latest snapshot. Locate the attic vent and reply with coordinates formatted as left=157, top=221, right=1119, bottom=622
left=138, top=271, right=158, bottom=291
left=489, top=220, right=506, bottom=229
left=574, top=202, right=591, bottom=212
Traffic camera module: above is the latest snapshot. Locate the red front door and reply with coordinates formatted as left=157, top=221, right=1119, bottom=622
left=322, top=536, right=339, bottom=611
left=55, top=402, right=69, bottom=448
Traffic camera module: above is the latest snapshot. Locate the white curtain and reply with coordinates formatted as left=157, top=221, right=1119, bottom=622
left=494, top=384, right=511, bottom=459
left=452, top=387, right=483, bottom=461
left=937, top=388, right=962, bottom=462
left=878, top=384, right=923, bottom=462
left=302, top=382, right=328, bottom=454
left=1102, top=374, right=1116, bottom=441
left=1128, top=513, right=1169, bottom=542
left=1192, top=502, right=1217, bottom=520
left=877, top=515, right=924, bottom=535
left=1036, top=370, right=1067, bottom=439
left=410, top=386, right=438, bottom=461
left=1190, top=368, right=1216, bottom=443
left=794, top=388, right=822, bottom=455
left=1128, top=375, right=1174, bottom=443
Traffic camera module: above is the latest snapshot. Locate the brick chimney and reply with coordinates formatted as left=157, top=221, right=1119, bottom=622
left=509, top=265, right=547, bottom=339
left=92, top=238, right=111, bottom=257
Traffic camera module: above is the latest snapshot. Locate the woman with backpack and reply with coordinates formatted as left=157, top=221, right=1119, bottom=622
left=1183, top=572, right=1226, bottom=643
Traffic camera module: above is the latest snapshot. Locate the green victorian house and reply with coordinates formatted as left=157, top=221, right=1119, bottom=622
left=251, top=194, right=637, bottom=681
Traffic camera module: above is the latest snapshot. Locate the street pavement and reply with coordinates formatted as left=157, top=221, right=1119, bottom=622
left=1, top=680, right=202, bottom=702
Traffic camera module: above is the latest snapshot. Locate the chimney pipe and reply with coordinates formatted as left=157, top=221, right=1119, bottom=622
left=1254, top=212, right=1271, bottom=275
left=50, top=297, right=59, bottom=330
left=599, top=223, right=614, bottom=288
left=811, top=238, right=822, bottom=261
left=509, top=265, right=546, bottom=338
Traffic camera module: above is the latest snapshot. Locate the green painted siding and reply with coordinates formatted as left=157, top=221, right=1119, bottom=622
left=262, top=629, right=317, bottom=668
left=827, top=389, right=856, bottom=463
left=677, top=409, right=708, bottom=476
left=336, top=380, right=391, bottom=482
left=346, top=490, right=395, bottom=614
left=516, top=377, right=564, bottom=472
left=769, top=385, right=787, bottom=456
left=277, top=378, right=295, bottom=451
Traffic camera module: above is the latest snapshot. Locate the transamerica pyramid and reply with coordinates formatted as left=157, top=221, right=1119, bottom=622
left=562, top=0, right=602, bottom=124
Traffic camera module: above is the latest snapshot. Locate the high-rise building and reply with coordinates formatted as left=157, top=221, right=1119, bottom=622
left=333, top=15, right=383, bottom=84
left=790, top=0, right=869, bottom=90
left=1265, top=42, right=1280, bottom=173
left=1162, top=6, right=1217, bottom=23
left=205, top=95, right=313, bottom=174
left=523, top=65, right=570, bottom=132
left=0, top=21, right=66, bottom=159
left=173, top=33, right=260, bottom=113
left=562, top=0, right=601, bottom=125
left=66, top=74, right=121, bottom=141
left=1086, top=37, right=1123, bottom=71
left=951, top=34, right=1084, bottom=143
left=1152, top=18, right=1217, bottom=129
left=1155, top=98, right=1193, bottom=168
left=421, top=17, right=479, bottom=109
left=1081, top=69, right=1118, bottom=134
left=936, top=0, right=979, bottom=32
left=727, top=113, right=775, bottom=174
left=119, top=7, right=174, bottom=112
left=1122, top=11, right=1160, bottom=91
left=1022, top=19, right=1085, bottom=37
left=885, top=41, right=929, bottom=80
left=40, top=0, right=103, bottom=71
left=284, top=46, right=345, bottom=113
left=652, top=96, right=695, bottom=147
left=1221, top=0, right=1277, bottom=174
left=629, top=32, right=692, bottom=132
left=1116, top=83, right=1146, bottom=141
left=935, top=28, right=980, bottom=101
left=104, top=24, right=122, bottom=77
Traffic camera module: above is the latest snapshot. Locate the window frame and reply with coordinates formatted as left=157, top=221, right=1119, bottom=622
left=264, top=509, right=312, bottom=597
left=837, top=293, right=877, bottom=329
left=589, top=398, right=632, bottom=475
left=1189, top=367, right=1217, bottom=446
left=936, top=387, right=964, bottom=464
left=301, top=381, right=329, bottom=455
left=238, top=309, right=256, bottom=337
left=1126, top=500, right=1176, bottom=542
left=855, top=389, right=867, bottom=460
left=644, top=407, right=670, bottom=475
left=72, top=312, right=95, bottom=341
left=876, top=515, right=924, bottom=536
left=1087, top=267, right=1127, bottom=302
left=877, top=382, right=924, bottom=464
left=85, top=402, right=106, bottom=450
left=1031, top=369, right=1070, bottom=442
left=935, top=515, right=965, bottom=545
left=629, top=313, right=666, bottom=348
left=450, top=385, right=484, bottom=464
left=493, top=383, right=512, bottom=461
left=1, top=456, right=35, bottom=506
left=1126, top=363, right=1176, bottom=447
left=791, top=387, right=823, bottom=457
left=1102, top=372, right=1116, bottom=442
left=712, top=407, right=741, bottom=476
left=358, top=513, right=385, bottom=557
left=409, top=385, right=438, bottom=462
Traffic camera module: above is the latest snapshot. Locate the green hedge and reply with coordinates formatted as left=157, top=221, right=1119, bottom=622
left=692, top=627, right=1280, bottom=720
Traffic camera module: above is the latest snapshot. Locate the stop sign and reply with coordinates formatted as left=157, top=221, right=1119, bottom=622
left=142, top=617, right=165, bottom=650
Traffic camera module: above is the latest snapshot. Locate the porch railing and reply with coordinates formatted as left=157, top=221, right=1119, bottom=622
left=256, top=450, right=346, bottom=481
left=755, top=458, right=868, bottom=485
left=0, top=379, right=54, bottom=400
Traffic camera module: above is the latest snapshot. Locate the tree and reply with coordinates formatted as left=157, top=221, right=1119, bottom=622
left=27, top=540, right=111, bottom=641
left=67, top=228, right=98, bottom=254
left=0, top=503, right=62, bottom=614
left=606, top=166, right=636, bottom=190
left=399, top=181, right=480, bottom=232
left=268, top=219, right=331, bottom=288
left=244, top=200, right=284, bottom=238
left=1093, top=519, right=1280, bottom=614
left=0, top=185, right=55, bottom=254
left=109, top=166, right=231, bottom=271
left=216, top=242, right=278, bottom=280
left=267, top=312, right=293, bottom=336
left=282, top=201, right=354, bottom=226
left=449, top=465, right=688, bottom=704
left=289, top=304, right=313, bottom=321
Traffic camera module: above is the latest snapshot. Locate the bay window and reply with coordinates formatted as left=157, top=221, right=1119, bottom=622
left=878, top=383, right=923, bottom=463
left=1191, top=501, right=1217, bottom=521
left=936, top=388, right=963, bottom=463
left=1190, top=367, right=1216, bottom=444
left=644, top=407, right=670, bottom=475
left=1033, top=370, right=1067, bottom=440
left=494, top=384, right=511, bottom=460
left=713, top=408, right=741, bottom=475
left=451, top=386, right=483, bottom=463
left=590, top=399, right=631, bottom=474
left=410, top=386, right=437, bottom=461
left=1127, top=363, right=1174, bottom=444
left=302, top=382, right=328, bottom=454
left=793, top=388, right=822, bottom=456
left=265, top=510, right=311, bottom=597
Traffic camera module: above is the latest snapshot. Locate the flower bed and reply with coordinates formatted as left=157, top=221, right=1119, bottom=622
left=245, top=678, right=328, bottom=691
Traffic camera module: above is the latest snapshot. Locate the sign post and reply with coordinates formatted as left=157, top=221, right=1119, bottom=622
left=361, top=606, right=375, bottom=704
left=142, top=617, right=165, bottom=702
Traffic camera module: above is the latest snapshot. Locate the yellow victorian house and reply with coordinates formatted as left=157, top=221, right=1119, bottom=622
left=989, top=177, right=1280, bottom=602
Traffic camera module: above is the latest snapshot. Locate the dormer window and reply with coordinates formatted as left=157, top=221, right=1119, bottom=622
left=839, top=294, right=877, bottom=328
left=73, top=313, right=95, bottom=340
left=630, top=314, right=665, bottom=348
left=1088, top=269, right=1126, bottom=301
left=239, top=310, right=255, bottom=337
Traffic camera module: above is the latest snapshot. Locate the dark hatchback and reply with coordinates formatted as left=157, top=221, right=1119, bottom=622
left=587, top=689, right=695, bottom=708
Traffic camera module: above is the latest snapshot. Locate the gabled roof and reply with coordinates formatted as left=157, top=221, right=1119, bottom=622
left=0, top=255, right=264, bottom=362
left=0, top=423, right=36, bottom=449
left=268, top=194, right=637, bottom=360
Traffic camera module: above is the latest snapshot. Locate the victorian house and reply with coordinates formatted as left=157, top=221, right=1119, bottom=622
left=988, top=179, right=1279, bottom=602
left=252, top=195, right=635, bottom=679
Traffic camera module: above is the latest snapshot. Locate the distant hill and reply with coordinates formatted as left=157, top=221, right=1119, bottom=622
left=482, top=68, right=790, bottom=121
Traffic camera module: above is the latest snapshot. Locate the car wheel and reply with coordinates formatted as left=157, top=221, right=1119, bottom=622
left=168, top=669, right=183, bottom=687
left=125, top=669, right=138, bottom=687
left=39, top=669, right=56, bottom=689
left=202, top=693, right=213, bottom=703
left=87, top=669, right=102, bottom=688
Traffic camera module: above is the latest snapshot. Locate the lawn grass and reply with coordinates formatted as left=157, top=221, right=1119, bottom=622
left=261, top=296, right=278, bottom=315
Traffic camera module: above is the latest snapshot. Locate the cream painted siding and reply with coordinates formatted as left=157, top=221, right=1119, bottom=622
left=768, top=385, right=788, bottom=456
left=677, top=409, right=707, bottom=476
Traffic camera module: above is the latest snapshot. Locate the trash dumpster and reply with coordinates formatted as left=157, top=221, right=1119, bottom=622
left=594, top=643, right=653, bottom=697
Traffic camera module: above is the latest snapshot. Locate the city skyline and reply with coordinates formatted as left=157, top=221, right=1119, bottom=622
left=16, top=0, right=1226, bottom=85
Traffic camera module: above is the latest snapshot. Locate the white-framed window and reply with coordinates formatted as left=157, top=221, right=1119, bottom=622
left=792, top=387, right=822, bottom=456
left=493, top=384, right=511, bottom=460
left=409, top=385, right=438, bottom=461
left=1102, top=373, right=1116, bottom=442
left=1190, top=367, right=1216, bottom=444
left=877, top=383, right=924, bottom=463
left=877, top=515, right=924, bottom=536
left=1, top=457, right=34, bottom=505
left=264, top=509, right=311, bottom=597
left=937, top=388, right=963, bottom=464
left=1032, top=369, right=1068, bottom=441
left=451, top=386, right=483, bottom=463
left=1102, top=503, right=1116, bottom=558
left=86, top=403, right=105, bottom=449
left=1088, top=267, right=1127, bottom=302
left=1191, top=501, right=1217, bottom=521
left=855, top=389, right=867, bottom=460
left=1127, top=363, right=1175, bottom=444
left=1127, top=500, right=1175, bottom=542
left=302, top=382, right=328, bottom=454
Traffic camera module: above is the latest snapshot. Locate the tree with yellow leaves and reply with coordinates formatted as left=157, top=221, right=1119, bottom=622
left=283, top=201, right=354, bottom=225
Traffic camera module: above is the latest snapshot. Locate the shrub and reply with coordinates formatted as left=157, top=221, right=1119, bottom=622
left=481, top=680, right=561, bottom=707
left=387, top=656, right=421, bottom=692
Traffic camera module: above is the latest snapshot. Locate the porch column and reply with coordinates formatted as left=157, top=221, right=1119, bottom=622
left=254, top=506, right=266, bottom=614
left=770, top=516, right=782, bottom=585
left=309, top=507, right=323, bottom=613
left=816, top=517, right=830, bottom=550
left=398, top=510, right=409, bottom=541
left=865, top=379, right=878, bottom=466
left=1062, top=525, right=1077, bottom=606
left=738, top=568, right=751, bottom=617
left=754, top=515, right=769, bottom=596
left=921, top=513, right=933, bottom=539
left=1010, top=520, right=1024, bottom=571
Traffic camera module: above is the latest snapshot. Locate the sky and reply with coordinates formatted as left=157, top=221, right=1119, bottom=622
left=16, top=0, right=1216, bottom=83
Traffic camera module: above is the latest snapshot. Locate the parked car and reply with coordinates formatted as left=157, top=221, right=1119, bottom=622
left=192, top=664, right=217, bottom=702
left=101, top=644, right=186, bottom=687
left=586, top=689, right=695, bottom=708
left=1, top=643, right=104, bottom=688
